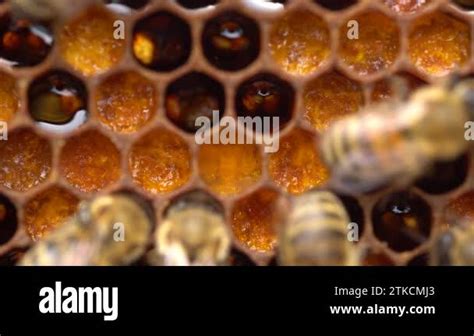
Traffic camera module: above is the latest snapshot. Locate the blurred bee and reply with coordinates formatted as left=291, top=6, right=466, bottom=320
left=431, top=223, right=474, bottom=266
left=9, top=0, right=98, bottom=21
left=320, top=78, right=474, bottom=194
left=278, top=190, right=359, bottom=266
left=21, top=194, right=153, bottom=266
left=156, top=190, right=231, bottom=266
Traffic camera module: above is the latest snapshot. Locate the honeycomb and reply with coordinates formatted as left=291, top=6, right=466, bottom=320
left=0, top=0, right=473, bottom=266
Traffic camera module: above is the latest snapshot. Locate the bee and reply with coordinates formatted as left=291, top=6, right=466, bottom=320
left=278, top=190, right=359, bottom=266
left=20, top=194, right=153, bottom=266
left=431, top=223, right=474, bottom=266
left=320, top=78, right=474, bottom=194
left=9, top=0, right=98, bottom=22
left=156, top=190, right=231, bottom=266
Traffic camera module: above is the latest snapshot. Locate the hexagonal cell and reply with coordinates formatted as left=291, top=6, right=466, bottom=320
left=202, top=11, right=260, bottom=71
left=444, top=191, right=474, bottom=227
left=0, top=128, right=52, bottom=192
left=231, top=187, right=281, bottom=252
left=96, top=71, right=157, bottom=134
left=236, top=73, right=294, bottom=133
left=128, top=127, right=191, bottom=194
left=415, top=153, right=469, bottom=195
left=314, top=0, right=357, bottom=10
left=303, top=71, right=363, bottom=132
left=382, top=0, right=432, bottom=14
left=28, top=70, right=88, bottom=134
left=0, top=71, right=19, bottom=123
left=59, top=130, right=121, bottom=193
left=133, top=11, right=191, bottom=72
left=0, top=194, right=17, bottom=245
left=177, top=0, right=218, bottom=9
left=372, top=191, right=432, bottom=252
left=371, top=72, right=426, bottom=102
left=269, top=9, right=330, bottom=76
left=198, top=143, right=262, bottom=195
left=268, top=128, right=329, bottom=194
left=23, top=186, right=79, bottom=241
left=0, top=13, right=53, bottom=67
left=338, top=11, right=400, bottom=76
left=58, top=6, right=126, bottom=76
left=165, top=72, right=225, bottom=133
left=408, top=12, right=470, bottom=76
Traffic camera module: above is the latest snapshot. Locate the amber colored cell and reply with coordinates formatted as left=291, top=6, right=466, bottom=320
left=408, top=12, right=470, bottom=76
left=129, top=127, right=191, bottom=194
left=269, top=10, right=330, bottom=76
left=382, top=0, right=431, bottom=14
left=0, top=129, right=52, bottom=192
left=96, top=71, right=157, bottom=133
left=59, top=130, right=121, bottom=193
left=303, top=72, right=363, bottom=132
left=198, top=143, right=262, bottom=195
left=444, top=191, right=474, bottom=228
left=58, top=7, right=126, bottom=76
left=268, top=129, right=329, bottom=194
left=338, top=11, right=400, bottom=76
left=0, top=72, right=19, bottom=122
left=24, top=186, right=79, bottom=241
left=371, top=72, right=425, bottom=102
left=231, top=188, right=280, bottom=252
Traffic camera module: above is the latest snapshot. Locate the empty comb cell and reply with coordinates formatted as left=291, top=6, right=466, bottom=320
left=133, top=11, right=191, bottom=72
left=202, top=11, right=260, bottom=71
left=314, top=0, right=357, bottom=10
left=236, top=73, right=294, bottom=133
left=372, top=191, right=432, bottom=252
left=165, top=72, right=225, bottom=133
left=0, top=13, right=53, bottom=67
left=28, top=70, right=88, bottom=134
left=177, top=0, right=218, bottom=9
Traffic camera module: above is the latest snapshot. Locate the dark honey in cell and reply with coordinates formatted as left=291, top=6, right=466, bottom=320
left=166, top=72, right=224, bottom=133
left=133, top=12, right=191, bottom=71
left=314, top=0, right=357, bottom=10
left=105, top=0, right=149, bottom=9
left=202, top=11, right=260, bottom=71
left=0, top=194, right=17, bottom=245
left=0, top=14, right=53, bottom=67
left=28, top=71, right=88, bottom=134
left=372, top=191, right=432, bottom=252
left=177, top=0, right=218, bottom=8
left=236, top=73, right=294, bottom=132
